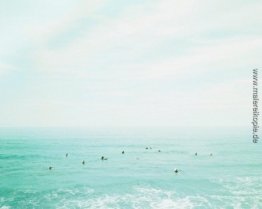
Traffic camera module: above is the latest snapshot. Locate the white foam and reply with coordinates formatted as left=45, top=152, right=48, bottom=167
left=210, top=176, right=262, bottom=209
left=55, top=187, right=207, bottom=209
left=17, top=184, right=260, bottom=209
left=0, top=206, right=11, bottom=209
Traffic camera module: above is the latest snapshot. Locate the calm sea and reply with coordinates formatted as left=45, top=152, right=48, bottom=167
left=0, top=127, right=261, bottom=209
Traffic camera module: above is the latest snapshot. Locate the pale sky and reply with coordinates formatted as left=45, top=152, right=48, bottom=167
left=0, top=0, right=261, bottom=127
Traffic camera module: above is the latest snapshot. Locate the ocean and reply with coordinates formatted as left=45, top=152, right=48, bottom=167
left=0, top=127, right=261, bottom=209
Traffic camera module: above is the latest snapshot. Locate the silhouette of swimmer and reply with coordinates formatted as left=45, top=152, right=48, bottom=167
left=149, top=147, right=152, bottom=149
left=82, top=160, right=85, bottom=165
left=210, top=153, right=213, bottom=157
left=101, top=156, right=108, bottom=160
left=66, top=153, right=68, bottom=157
left=49, top=166, right=53, bottom=170
left=122, top=151, right=125, bottom=154
left=195, top=152, right=198, bottom=156
left=174, top=169, right=179, bottom=174
left=145, top=147, right=149, bottom=150
left=158, top=150, right=161, bottom=152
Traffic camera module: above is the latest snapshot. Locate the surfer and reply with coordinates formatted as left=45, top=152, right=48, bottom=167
left=101, top=156, right=108, bottom=160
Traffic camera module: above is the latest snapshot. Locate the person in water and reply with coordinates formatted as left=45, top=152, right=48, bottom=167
left=82, top=160, right=85, bottom=165
left=174, top=169, right=179, bottom=174
left=66, top=153, right=68, bottom=157
left=158, top=150, right=161, bottom=152
left=195, top=152, right=198, bottom=156
left=49, top=166, right=53, bottom=170
left=210, top=153, right=213, bottom=157
left=101, top=156, right=108, bottom=160
left=122, top=151, right=125, bottom=154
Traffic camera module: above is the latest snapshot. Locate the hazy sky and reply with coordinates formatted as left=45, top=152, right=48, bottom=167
left=0, top=0, right=261, bottom=127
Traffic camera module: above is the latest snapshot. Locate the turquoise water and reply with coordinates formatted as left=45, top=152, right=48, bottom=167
left=0, top=128, right=261, bottom=209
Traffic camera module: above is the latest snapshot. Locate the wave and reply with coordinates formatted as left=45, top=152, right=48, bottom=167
left=55, top=187, right=197, bottom=209
left=51, top=186, right=261, bottom=209
left=1, top=184, right=261, bottom=209
left=0, top=206, right=11, bottom=209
